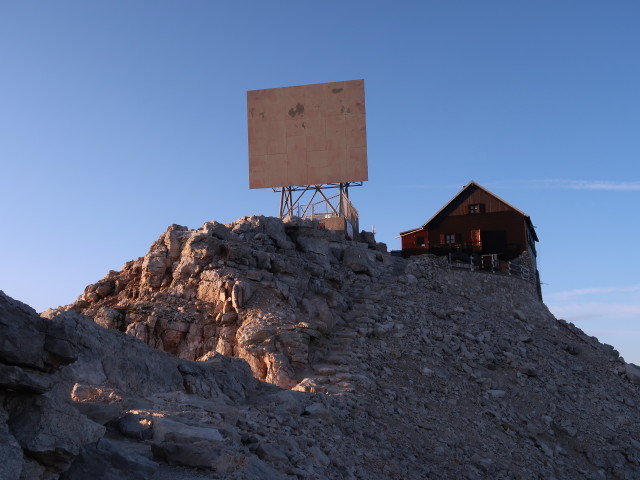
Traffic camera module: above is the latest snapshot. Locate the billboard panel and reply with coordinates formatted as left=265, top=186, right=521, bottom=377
left=248, top=79, right=368, bottom=189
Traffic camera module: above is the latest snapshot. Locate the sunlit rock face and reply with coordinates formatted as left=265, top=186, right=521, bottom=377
left=51, top=215, right=390, bottom=389
left=11, top=215, right=637, bottom=479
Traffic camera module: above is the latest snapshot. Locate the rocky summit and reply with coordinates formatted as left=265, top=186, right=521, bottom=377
left=2, top=215, right=640, bottom=480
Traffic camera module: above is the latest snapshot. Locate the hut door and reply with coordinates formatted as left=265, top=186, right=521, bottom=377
left=471, top=229, right=481, bottom=251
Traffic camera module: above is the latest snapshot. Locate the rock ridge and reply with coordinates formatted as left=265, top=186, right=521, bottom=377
left=50, top=215, right=395, bottom=390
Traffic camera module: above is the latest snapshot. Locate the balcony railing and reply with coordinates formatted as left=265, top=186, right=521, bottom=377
left=433, top=241, right=522, bottom=251
left=448, top=253, right=530, bottom=281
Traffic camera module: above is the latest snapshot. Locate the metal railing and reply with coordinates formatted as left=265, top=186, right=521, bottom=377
left=296, top=191, right=359, bottom=231
left=448, top=253, right=530, bottom=280
left=296, top=194, right=339, bottom=220
left=433, top=241, right=522, bottom=251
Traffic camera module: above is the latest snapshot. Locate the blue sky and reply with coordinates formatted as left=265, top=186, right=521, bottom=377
left=1, top=1, right=639, bottom=363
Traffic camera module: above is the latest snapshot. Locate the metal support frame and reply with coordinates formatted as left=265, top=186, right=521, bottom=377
left=274, top=182, right=362, bottom=220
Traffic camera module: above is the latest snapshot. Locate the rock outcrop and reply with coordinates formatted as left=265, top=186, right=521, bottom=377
left=1, top=290, right=328, bottom=479
left=49, top=216, right=392, bottom=390
left=3, top=215, right=639, bottom=479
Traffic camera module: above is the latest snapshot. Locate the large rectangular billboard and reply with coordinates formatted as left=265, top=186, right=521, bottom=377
left=247, top=79, right=368, bottom=189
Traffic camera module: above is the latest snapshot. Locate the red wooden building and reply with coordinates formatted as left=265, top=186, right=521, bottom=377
left=400, top=181, right=539, bottom=265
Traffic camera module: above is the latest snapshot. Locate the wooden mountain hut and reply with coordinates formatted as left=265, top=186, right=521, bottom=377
left=400, top=181, right=540, bottom=287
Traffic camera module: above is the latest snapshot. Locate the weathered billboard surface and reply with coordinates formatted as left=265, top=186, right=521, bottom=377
left=247, top=79, right=368, bottom=189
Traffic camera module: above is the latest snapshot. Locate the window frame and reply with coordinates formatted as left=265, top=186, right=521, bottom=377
left=469, top=204, right=482, bottom=214
left=444, top=233, right=457, bottom=244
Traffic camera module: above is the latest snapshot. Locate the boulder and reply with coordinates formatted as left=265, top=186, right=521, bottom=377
left=62, top=438, right=158, bottom=480
left=624, top=363, right=640, bottom=384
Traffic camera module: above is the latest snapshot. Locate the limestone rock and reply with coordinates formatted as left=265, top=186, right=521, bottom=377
left=0, top=407, right=23, bottom=480
left=624, top=363, right=640, bottom=384
left=62, top=438, right=158, bottom=480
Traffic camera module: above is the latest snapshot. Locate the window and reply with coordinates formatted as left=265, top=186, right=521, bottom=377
left=445, top=233, right=456, bottom=244
left=416, top=236, right=425, bottom=247
left=469, top=204, right=482, bottom=214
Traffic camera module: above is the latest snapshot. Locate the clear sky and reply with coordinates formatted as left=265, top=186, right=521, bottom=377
left=1, top=1, right=639, bottom=363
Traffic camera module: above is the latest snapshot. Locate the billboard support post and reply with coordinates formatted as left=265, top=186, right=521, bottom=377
left=275, top=182, right=362, bottom=221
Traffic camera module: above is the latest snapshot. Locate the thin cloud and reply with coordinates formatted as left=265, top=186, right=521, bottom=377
left=401, top=179, right=640, bottom=191
left=547, top=285, right=640, bottom=301
left=549, top=302, right=640, bottom=321
left=402, top=183, right=469, bottom=190
left=586, top=329, right=640, bottom=338
left=535, top=179, right=640, bottom=191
